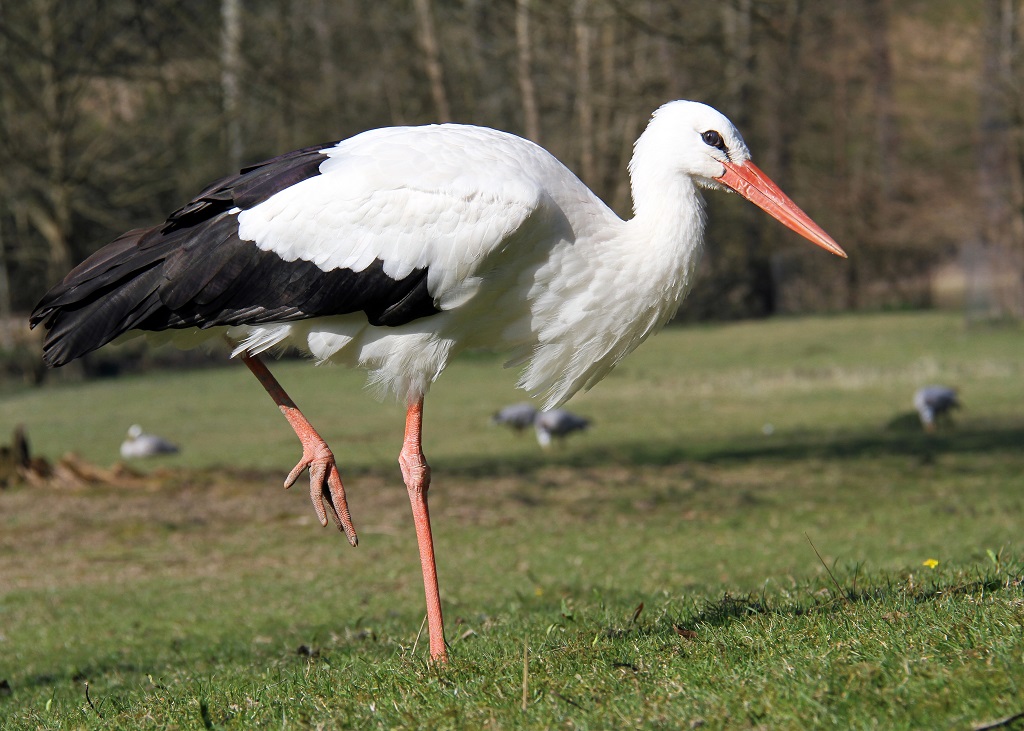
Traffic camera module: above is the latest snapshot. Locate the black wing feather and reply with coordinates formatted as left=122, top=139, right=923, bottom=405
left=31, top=143, right=441, bottom=367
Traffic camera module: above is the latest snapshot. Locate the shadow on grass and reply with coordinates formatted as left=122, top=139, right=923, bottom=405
left=505, top=563, right=1022, bottom=654
left=673, top=563, right=1021, bottom=633
left=664, top=423, right=1024, bottom=467
left=431, top=419, right=1024, bottom=480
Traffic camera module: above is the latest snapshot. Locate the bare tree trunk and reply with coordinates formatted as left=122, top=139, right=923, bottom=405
left=37, top=1, right=72, bottom=285
left=574, top=0, right=594, bottom=184
left=594, top=15, right=615, bottom=192
left=0, top=10, right=19, bottom=329
left=413, top=0, right=451, bottom=122
left=311, top=0, right=337, bottom=111
left=865, top=0, right=897, bottom=197
left=827, top=0, right=860, bottom=311
left=721, top=0, right=752, bottom=113
left=515, top=0, right=540, bottom=142
left=977, top=0, right=1024, bottom=317
left=759, top=0, right=793, bottom=315
left=0, top=214, right=11, bottom=333
left=371, top=6, right=407, bottom=126
left=221, top=0, right=243, bottom=170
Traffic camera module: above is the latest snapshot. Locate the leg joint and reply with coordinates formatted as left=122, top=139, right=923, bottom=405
left=399, top=448, right=431, bottom=494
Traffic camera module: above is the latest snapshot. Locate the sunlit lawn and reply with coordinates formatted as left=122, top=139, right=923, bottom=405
left=1, top=310, right=1022, bottom=729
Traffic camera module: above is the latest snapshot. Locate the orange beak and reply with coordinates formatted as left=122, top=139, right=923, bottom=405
left=717, top=160, right=847, bottom=258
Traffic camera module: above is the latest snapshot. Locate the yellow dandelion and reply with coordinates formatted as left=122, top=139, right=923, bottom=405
left=923, top=559, right=939, bottom=569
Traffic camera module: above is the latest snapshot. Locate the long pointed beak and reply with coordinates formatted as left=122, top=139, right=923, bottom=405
left=717, top=160, right=847, bottom=258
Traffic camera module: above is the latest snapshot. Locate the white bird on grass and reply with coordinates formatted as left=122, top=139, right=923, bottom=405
left=30, top=100, right=845, bottom=662
left=120, top=424, right=180, bottom=459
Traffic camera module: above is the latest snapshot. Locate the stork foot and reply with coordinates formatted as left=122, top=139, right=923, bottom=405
left=284, top=437, right=358, bottom=547
left=238, top=352, right=358, bottom=546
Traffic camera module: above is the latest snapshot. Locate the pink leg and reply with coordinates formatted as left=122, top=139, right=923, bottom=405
left=241, top=353, right=358, bottom=546
left=400, top=397, right=447, bottom=663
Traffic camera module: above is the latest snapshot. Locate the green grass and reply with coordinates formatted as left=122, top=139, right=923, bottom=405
left=1, top=311, right=1023, bottom=729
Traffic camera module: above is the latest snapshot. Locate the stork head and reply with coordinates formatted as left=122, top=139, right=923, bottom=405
left=636, top=100, right=846, bottom=258
left=640, top=101, right=753, bottom=188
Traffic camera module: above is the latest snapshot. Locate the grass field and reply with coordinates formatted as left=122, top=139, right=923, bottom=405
left=1, top=311, right=1023, bottom=729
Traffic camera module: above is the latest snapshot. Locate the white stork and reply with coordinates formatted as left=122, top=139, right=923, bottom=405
left=30, top=101, right=845, bottom=663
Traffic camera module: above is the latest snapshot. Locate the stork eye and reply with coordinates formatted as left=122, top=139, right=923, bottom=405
left=701, top=130, right=726, bottom=151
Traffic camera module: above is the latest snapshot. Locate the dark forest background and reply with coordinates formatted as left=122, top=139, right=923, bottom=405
left=1, top=0, right=1022, bottom=340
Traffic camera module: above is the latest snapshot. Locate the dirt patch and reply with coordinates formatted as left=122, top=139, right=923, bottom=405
left=0, top=457, right=726, bottom=593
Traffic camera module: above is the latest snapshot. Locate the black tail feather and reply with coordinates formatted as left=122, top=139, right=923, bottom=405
left=33, top=255, right=168, bottom=367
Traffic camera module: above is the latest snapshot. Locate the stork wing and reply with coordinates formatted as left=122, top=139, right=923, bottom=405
left=31, top=126, right=548, bottom=366
left=237, top=125, right=548, bottom=310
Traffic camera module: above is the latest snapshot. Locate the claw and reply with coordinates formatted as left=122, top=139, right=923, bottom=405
left=284, top=450, right=359, bottom=546
left=302, top=460, right=330, bottom=526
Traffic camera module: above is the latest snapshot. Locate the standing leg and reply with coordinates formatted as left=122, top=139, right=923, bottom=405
left=241, top=353, right=358, bottom=547
left=399, top=396, right=447, bottom=663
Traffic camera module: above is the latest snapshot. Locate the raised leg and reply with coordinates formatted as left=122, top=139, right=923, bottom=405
left=241, top=353, right=358, bottom=547
left=400, top=396, right=447, bottom=663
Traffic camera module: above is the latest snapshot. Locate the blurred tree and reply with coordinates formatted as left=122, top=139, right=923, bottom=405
left=413, top=0, right=451, bottom=122
left=221, top=0, right=244, bottom=170
left=0, top=0, right=223, bottom=311
left=975, top=0, right=1024, bottom=317
left=574, top=0, right=595, bottom=182
left=516, top=0, right=541, bottom=142
left=0, top=0, right=1014, bottom=333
